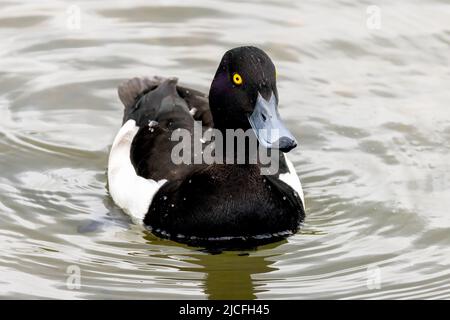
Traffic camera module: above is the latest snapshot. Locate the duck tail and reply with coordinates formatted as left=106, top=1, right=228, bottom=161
left=117, top=76, right=163, bottom=121
left=117, top=76, right=213, bottom=127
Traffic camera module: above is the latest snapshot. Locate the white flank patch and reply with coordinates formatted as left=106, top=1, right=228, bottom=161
left=279, top=155, right=305, bottom=207
left=108, top=119, right=166, bottom=223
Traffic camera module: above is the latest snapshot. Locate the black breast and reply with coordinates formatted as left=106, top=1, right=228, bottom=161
left=144, top=165, right=305, bottom=247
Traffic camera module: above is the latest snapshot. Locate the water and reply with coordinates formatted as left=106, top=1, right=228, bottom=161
left=0, top=0, right=449, bottom=299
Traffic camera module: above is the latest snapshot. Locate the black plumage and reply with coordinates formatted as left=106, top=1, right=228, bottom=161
left=117, top=46, right=305, bottom=247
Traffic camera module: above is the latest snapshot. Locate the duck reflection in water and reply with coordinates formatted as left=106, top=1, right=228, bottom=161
left=143, top=231, right=285, bottom=299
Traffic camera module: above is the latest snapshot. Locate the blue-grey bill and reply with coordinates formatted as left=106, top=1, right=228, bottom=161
left=248, top=92, right=297, bottom=152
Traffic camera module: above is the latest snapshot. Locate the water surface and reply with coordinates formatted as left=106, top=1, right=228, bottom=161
left=0, top=0, right=449, bottom=299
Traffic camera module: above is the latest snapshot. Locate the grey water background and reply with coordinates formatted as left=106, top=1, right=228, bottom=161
left=0, top=0, right=449, bottom=299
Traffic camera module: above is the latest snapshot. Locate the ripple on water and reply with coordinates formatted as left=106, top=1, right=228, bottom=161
left=0, top=0, right=449, bottom=299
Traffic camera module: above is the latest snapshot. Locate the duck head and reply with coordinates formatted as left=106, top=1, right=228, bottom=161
left=209, top=46, right=297, bottom=153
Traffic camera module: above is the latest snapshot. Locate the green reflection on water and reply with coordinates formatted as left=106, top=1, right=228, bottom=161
left=143, top=232, right=284, bottom=299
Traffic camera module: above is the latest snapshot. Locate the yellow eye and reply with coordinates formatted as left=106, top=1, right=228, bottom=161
left=232, top=73, right=243, bottom=85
